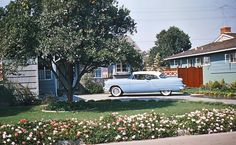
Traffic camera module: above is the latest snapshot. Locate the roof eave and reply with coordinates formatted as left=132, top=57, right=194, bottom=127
left=164, top=47, right=236, bottom=61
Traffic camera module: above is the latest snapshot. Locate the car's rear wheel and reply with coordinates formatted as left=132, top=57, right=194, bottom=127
left=161, top=90, right=172, bottom=96
left=111, top=86, right=123, bottom=97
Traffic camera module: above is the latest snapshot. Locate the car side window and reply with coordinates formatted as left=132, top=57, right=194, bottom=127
left=134, top=74, right=146, bottom=80
left=145, top=74, right=158, bottom=80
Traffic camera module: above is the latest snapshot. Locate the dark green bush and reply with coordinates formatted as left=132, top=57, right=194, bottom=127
left=211, top=81, right=222, bottom=89
left=0, top=83, right=16, bottom=105
left=83, top=74, right=104, bottom=94
left=229, top=81, right=236, bottom=90
left=86, top=82, right=104, bottom=94
left=0, top=81, right=40, bottom=106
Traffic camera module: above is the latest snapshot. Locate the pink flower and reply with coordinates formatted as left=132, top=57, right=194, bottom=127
left=19, top=119, right=28, bottom=124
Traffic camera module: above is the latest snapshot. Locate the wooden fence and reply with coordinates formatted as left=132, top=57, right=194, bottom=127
left=178, top=67, right=203, bottom=87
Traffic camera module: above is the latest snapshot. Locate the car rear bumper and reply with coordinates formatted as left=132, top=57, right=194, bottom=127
left=179, top=84, right=186, bottom=90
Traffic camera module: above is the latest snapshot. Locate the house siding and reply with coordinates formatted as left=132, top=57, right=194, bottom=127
left=203, top=51, right=236, bottom=84
left=7, top=64, right=39, bottom=95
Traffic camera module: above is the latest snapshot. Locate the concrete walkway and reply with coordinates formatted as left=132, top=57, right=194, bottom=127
left=99, top=132, right=236, bottom=145
left=74, top=93, right=236, bottom=105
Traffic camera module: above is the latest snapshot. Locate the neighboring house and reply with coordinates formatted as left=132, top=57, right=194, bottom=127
left=165, top=26, right=236, bottom=84
left=94, top=36, right=141, bottom=79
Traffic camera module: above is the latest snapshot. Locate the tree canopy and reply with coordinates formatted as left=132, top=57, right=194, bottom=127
left=148, top=26, right=191, bottom=66
left=0, top=0, right=142, bottom=102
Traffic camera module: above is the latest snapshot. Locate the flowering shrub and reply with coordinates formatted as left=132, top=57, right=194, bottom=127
left=0, top=108, right=236, bottom=144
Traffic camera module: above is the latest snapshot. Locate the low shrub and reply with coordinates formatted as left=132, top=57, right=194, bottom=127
left=82, top=74, right=104, bottom=94
left=86, top=82, right=104, bottom=94
left=0, top=108, right=235, bottom=144
left=185, top=80, right=236, bottom=99
left=0, top=81, right=40, bottom=106
left=0, top=83, right=16, bottom=105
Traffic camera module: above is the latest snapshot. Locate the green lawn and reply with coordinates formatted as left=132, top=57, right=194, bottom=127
left=0, top=100, right=235, bottom=124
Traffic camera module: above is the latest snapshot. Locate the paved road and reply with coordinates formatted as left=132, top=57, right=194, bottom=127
left=98, top=132, right=236, bottom=145
left=74, top=93, right=236, bottom=105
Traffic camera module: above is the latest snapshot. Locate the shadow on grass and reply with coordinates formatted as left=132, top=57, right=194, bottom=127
left=46, top=99, right=178, bottom=112
left=0, top=105, right=34, bottom=118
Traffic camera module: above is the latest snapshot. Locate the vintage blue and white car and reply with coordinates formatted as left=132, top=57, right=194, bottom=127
left=104, top=71, right=185, bottom=97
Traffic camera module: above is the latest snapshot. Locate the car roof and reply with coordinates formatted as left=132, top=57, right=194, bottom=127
left=132, top=71, right=162, bottom=76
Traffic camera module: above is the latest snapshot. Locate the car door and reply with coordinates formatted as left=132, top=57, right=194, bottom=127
left=145, top=74, right=162, bottom=92
left=128, top=74, right=152, bottom=93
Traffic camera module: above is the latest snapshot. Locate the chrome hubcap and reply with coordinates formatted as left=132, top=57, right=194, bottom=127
left=112, top=87, right=121, bottom=96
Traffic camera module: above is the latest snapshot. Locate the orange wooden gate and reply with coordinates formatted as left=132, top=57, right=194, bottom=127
left=178, top=67, right=203, bottom=87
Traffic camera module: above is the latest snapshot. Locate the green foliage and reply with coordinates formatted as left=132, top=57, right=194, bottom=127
left=151, top=52, right=163, bottom=71
left=184, top=80, right=236, bottom=99
left=86, top=83, right=104, bottom=94
left=229, top=81, right=236, bottom=90
left=0, top=80, right=40, bottom=106
left=148, top=26, right=191, bottom=66
left=40, top=95, right=58, bottom=104
left=82, top=74, right=104, bottom=94
left=0, top=0, right=140, bottom=102
left=0, top=83, right=16, bottom=105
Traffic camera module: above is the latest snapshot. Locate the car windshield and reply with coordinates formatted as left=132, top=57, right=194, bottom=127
left=159, top=73, right=167, bottom=79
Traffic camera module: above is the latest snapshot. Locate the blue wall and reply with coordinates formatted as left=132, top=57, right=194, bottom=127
left=203, top=51, right=236, bottom=84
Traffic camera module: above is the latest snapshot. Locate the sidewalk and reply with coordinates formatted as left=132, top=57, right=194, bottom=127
left=99, top=132, right=236, bottom=145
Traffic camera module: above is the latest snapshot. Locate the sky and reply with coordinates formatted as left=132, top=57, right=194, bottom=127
left=1, top=0, right=236, bottom=51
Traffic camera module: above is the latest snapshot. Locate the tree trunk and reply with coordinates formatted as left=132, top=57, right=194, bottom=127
left=66, top=63, right=74, bottom=102
left=67, top=89, right=73, bottom=102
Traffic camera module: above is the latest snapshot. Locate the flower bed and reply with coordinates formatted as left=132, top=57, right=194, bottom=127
left=0, top=108, right=236, bottom=144
left=184, top=80, right=236, bottom=99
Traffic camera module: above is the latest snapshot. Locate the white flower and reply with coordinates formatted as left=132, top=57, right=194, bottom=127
left=7, top=139, right=10, bottom=142
left=115, top=135, right=121, bottom=140
left=48, top=137, right=52, bottom=140
left=27, top=137, right=30, bottom=140
left=122, top=132, right=126, bottom=136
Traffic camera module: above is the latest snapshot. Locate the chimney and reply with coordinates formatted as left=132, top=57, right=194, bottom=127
left=220, top=26, right=231, bottom=34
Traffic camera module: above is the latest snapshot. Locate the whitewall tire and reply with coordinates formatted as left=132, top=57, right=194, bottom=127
left=111, top=86, right=123, bottom=97
left=161, top=90, right=172, bottom=96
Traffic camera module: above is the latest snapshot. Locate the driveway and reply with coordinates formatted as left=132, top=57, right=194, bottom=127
left=74, top=93, right=236, bottom=105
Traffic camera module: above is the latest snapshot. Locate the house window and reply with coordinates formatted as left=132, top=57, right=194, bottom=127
left=188, top=58, right=194, bottom=67
left=195, top=57, right=203, bottom=66
left=203, top=56, right=210, bottom=65
left=229, top=53, right=236, bottom=63
left=225, top=54, right=229, bottom=63
left=95, top=67, right=102, bottom=78
left=39, top=68, right=52, bottom=80
left=122, top=64, right=128, bottom=72
left=179, top=59, right=183, bottom=67
left=116, top=63, right=129, bottom=72
left=116, top=64, right=121, bottom=72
